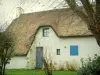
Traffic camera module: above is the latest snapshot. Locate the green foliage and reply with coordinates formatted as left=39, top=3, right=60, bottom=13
left=0, top=32, right=13, bottom=75
left=77, top=54, right=100, bottom=75
left=0, top=32, right=12, bottom=50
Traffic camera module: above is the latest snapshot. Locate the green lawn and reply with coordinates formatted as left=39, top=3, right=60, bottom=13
left=5, top=69, right=77, bottom=75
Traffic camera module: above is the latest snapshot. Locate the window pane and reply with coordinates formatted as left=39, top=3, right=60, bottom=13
left=43, top=28, right=49, bottom=37
left=57, top=49, right=60, bottom=55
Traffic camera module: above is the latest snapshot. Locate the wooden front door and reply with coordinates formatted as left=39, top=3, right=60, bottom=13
left=36, top=47, right=43, bottom=68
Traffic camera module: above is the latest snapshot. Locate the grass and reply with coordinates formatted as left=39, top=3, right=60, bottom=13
left=5, top=69, right=77, bottom=75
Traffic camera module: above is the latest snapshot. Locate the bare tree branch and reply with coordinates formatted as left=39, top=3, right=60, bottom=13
left=65, top=0, right=89, bottom=26
left=81, top=0, right=96, bottom=28
left=64, top=0, right=100, bottom=46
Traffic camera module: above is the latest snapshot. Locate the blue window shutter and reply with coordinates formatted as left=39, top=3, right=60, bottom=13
left=70, top=45, right=78, bottom=56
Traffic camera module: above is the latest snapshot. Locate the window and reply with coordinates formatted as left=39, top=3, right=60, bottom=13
left=57, top=49, right=60, bottom=55
left=43, top=28, right=49, bottom=37
left=70, top=45, right=78, bottom=56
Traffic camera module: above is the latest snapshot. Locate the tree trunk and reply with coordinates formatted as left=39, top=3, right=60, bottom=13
left=90, top=26, right=100, bottom=46
left=94, top=0, right=100, bottom=46
left=65, top=0, right=100, bottom=46
left=2, top=63, right=6, bottom=75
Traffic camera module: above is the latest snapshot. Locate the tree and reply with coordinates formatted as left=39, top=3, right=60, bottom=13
left=65, top=0, right=100, bottom=46
left=0, top=32, right=13, bottom=75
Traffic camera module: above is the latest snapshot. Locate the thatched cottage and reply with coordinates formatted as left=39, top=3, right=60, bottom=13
left=5, top=8, right=100, bottom=69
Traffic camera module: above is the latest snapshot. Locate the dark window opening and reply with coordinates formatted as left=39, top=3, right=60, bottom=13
left=57, top=49, right=60, bottom=55
left=43, top=28, right=49, bottom=37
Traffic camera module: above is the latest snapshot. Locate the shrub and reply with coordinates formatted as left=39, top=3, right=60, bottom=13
left=77, top=54, right=100, bottom=75
left=59, top=63, right=65, bottom=71
left=66, top=61, right=78, bottom=71
left=43, top=58, right=52, bottom=75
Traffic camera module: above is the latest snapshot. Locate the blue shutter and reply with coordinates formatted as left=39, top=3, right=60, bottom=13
left=70, top=45, right=78, bottom=56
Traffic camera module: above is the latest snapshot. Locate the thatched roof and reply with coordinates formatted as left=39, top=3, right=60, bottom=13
left=5, top=8, right=92, bottom=55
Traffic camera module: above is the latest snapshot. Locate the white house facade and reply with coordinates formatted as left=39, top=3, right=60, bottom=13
left=5, top=8, right=100, bottom=70
left=6, top=26, right=100, bottom=69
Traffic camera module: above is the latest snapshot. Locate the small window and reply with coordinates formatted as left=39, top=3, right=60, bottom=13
left=70, top=45, right=78, bottom=56
left=57, top=49, right=60, bottom=55
left=43, top=28, right=49, bottom=37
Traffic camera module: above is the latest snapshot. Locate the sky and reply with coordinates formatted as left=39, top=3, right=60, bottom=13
left=0, top=0, right=67, bottom=31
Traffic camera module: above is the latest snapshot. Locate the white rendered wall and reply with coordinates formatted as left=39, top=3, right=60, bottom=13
left=6, top=27, right=100, bottom=69
left=6, top=56, right=27, bottom=69
left=28, top=27, right=100, bottom=69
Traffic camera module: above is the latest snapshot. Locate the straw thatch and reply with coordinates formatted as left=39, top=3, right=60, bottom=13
left=5, top=8, right=92, bottom=55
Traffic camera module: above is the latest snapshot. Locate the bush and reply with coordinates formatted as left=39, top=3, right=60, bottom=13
left=65, top=61, right=78, bottom=71
left=77, top=54, right=100, bottom=75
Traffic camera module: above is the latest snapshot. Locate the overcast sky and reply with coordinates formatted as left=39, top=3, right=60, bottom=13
left=0, top=0, right=67, bottom=31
